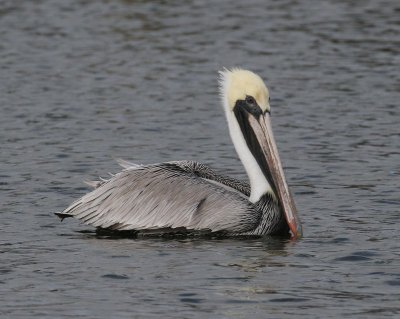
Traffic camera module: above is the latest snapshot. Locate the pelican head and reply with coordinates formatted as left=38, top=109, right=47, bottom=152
left=220, top=68, right=271, bottom=113
left=219, top=68, right=302, bottom=238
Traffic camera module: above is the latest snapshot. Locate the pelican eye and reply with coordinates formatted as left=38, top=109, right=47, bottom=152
left=245, top=95, right=256, bottom=106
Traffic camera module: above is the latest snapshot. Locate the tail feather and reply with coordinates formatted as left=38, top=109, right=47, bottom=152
left=55, top=212, right=73, bottom=221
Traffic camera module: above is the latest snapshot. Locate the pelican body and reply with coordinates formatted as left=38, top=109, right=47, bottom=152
left=56, top=69, right=302, bottom=238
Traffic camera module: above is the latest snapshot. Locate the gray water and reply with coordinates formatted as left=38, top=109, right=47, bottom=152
left=1, top=0, right=399, bottom=318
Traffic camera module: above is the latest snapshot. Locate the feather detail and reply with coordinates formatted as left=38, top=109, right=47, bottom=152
left=60, top=161, right=260, bottom=234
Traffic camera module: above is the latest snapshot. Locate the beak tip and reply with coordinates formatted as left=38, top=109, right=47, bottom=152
left=290, top=221, right=303, bottom=239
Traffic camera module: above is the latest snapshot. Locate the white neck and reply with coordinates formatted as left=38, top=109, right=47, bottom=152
left=223, top=107, right=273, bottom=203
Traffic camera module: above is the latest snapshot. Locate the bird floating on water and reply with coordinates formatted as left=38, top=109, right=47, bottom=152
left=56, top=68, right=302, bottom=238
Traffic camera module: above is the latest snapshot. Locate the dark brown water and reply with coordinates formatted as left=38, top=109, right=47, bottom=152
left=1, top=0, right=400, bottom=318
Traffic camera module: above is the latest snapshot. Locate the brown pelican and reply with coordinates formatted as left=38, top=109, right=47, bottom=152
left=56, top=68, right=302, bottom=238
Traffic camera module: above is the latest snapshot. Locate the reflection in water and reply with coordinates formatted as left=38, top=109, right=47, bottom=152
left=208, top=238, right=291, bottom=268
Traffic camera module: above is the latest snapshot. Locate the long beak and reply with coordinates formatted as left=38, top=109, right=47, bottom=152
left=248, top=113, right=303, bottom=239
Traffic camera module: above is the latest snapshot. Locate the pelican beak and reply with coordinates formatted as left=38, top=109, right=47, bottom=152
left=248, top=112, right=303, bottom=239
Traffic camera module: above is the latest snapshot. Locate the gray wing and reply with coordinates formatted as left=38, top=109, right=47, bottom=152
left=167, top=160, right=250, bottom=197
left=60, top=161, right=258, bottom=233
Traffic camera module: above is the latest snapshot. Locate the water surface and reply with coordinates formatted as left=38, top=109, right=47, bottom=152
left=1, top=0, right=400, bottom=318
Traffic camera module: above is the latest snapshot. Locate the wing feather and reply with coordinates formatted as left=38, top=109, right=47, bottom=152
left=61, top=162, right=258, bottom=234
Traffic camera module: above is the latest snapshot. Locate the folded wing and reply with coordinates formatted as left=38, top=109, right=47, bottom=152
left=60, top=161, right=258, bottom=234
